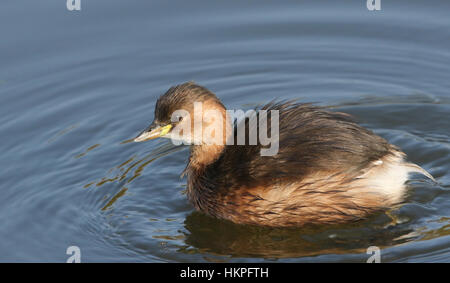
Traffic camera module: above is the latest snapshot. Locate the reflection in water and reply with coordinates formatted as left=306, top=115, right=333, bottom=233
left=122, top=180, right=446, bottom=261
left=85, top=141, right=182, bottom=188
left=177, top=206, right=449, bottom=260
left=47, top=123, right=79, bottom=143
left=84, top=140, right=185, bottom=211
left=421, top=217, right=450, bottom=241
left=180, top=212, right=376, bottom=259
left=178, top=210, right=416, bottom=259
left=102, top=187, right=128, bottom=211
left=75, top=143, right=101, bottom=158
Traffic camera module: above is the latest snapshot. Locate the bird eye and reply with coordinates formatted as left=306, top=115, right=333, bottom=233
left=171, top=115, right=183, bottom=124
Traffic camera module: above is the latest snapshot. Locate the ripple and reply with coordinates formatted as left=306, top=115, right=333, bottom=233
left=1, top=0, right=449, bottom=262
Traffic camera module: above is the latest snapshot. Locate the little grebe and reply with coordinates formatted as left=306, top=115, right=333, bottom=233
left=134, top=82, right=434, bottom=227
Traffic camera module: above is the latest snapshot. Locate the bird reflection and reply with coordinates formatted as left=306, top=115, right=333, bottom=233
left=179, top=211, right=417, bottom=259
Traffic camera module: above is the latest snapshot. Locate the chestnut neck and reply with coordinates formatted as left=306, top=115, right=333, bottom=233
left=187, top=102, right=232, bottom=172
left=188, top=144, right=225, bottom=171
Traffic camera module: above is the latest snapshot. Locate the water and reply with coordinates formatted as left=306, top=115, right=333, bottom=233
left=0, top=0, right=449, bottom=262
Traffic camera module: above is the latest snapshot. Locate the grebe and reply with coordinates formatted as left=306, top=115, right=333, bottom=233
left=134, top=82, right=434, bottom=227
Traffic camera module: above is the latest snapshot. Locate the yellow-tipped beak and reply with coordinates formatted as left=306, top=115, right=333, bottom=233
left=134, top=124, right=172, bottom=142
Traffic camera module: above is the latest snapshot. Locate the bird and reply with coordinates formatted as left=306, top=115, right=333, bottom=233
left=134, top=82, right=434, bottom=227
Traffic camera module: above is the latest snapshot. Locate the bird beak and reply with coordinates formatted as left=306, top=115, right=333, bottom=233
left=134, top=122, right=173, bottom=142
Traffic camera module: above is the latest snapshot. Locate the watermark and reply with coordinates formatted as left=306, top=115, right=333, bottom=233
left=135, top=102, right=280, bottom=156
left=170, top=103, right=279, bottom=156
left=180, top=267, right=269, bottom=279
left=367, top=0, right=381, bottom=11
left=366, top=246, right=381, bottom=263
left=66, top=246, right=81, bottom=263
left=67, top=0, right=81, bottom=11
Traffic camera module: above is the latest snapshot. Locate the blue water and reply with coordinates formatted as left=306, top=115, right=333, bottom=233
left=0, top=0, right=449, bottom=262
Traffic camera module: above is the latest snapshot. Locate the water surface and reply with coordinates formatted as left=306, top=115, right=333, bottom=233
left=0, top=0, right=449, bottom=262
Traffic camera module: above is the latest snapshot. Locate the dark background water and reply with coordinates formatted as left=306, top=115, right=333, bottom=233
left=0, top=0, right=449, bottom=262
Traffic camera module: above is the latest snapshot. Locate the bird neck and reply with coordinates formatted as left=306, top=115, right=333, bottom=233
left=188, top=144, right=225, bottom=171
left=188, top=106, right=232, bottom=171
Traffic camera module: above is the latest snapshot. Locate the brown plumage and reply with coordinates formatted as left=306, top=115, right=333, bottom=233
left=134, top=82, right=434, bottom=227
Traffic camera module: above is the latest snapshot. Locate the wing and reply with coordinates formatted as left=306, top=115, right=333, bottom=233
left=206, top=101, right=394, bottom=189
